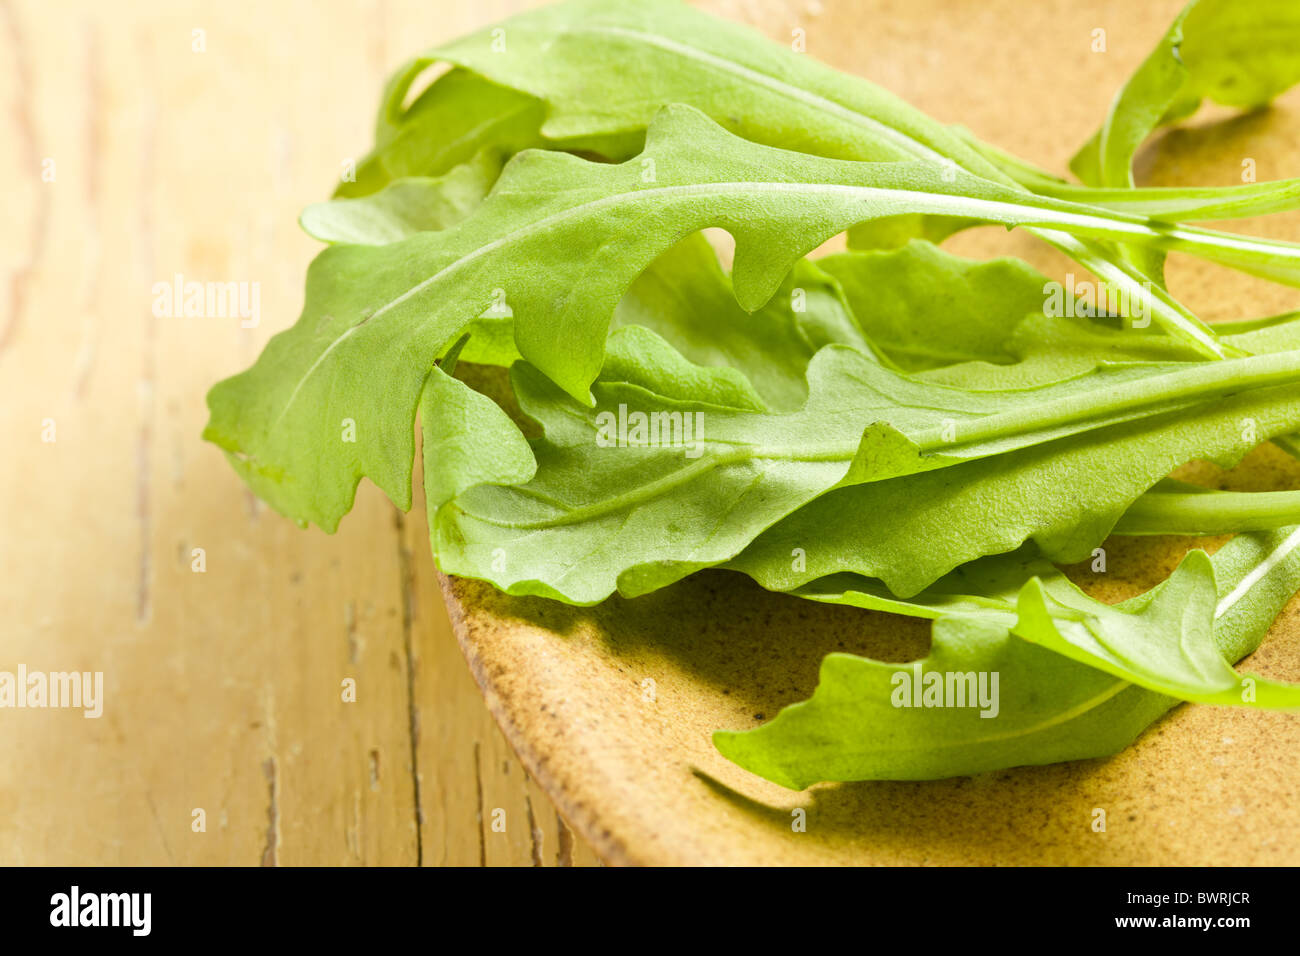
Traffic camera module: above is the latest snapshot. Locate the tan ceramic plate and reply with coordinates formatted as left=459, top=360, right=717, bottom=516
left=439, top=0, right=1300, bottom=865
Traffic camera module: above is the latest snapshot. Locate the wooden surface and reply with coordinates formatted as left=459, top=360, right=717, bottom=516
left=0, top=0, right=600, bottom=866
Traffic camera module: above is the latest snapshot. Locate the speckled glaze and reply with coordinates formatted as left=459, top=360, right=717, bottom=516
left=439, top=0, right=1300, bottom=865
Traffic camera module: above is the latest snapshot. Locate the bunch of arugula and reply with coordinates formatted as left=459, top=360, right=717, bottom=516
left=207, top=0, right=1300, bottom=787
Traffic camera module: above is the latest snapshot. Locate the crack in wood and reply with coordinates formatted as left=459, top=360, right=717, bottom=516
left=525, top=794, right=542, bottom=867
left=556, top=812, right=575, bottom=867
left=473, top=742, right=486, bottom=867
left=260, top=756, right=278, bottom=867
left=394, top=510, right=425, bottom=865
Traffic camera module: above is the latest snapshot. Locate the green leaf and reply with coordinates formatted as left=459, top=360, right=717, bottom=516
left=1071, top=0, right=1300, bottom=187
left=843, top=213, right=975, bottom=251
left=816, top=122, right=1300, bottom=222
left=727, top=371, right=1300, bottom=598
left=209, top=104, right=1269, bottom=529
left=917, top=314, right=1202, bottom=390
left=303, top=151, right=505, bottom=244
left=297, top=193, right=873, bottom=412
left=1177, top=0, right=1300, bottom=109
left=420, top=0, right=1239, bottom=356
left=428, top=0, right=998, bottom=170
left=1223, top=310, right=1300, bottom=355
left=595, top=325, right=767, bottom=412
left=820, top=243, right=1300, bottom=392
left=611, top=233, right=873, bottom=412
left=1072, top=3, right=1198, bottom=188
left=420, top=365, right=536, bottom=511
left=1014, top=548, right=1300, bottom=707
left=814, top=242, right=1053, bottom=372
left=714, top=527, right=1300, bottom=786
left=433, top=327, right=1300, bottom=604
left=339, top=69, right=545, bottom=199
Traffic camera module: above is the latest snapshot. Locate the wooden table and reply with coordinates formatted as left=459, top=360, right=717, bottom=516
left=0, top=0, right=598, bottom=866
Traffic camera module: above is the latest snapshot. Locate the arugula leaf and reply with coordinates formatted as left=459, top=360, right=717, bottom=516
left=916, top=315, right=1201, bottom=390
left=303, top=158, right=1296, bottom=408
left=821, top=243, right=1300, bottom=392
left=713, top=527, right=1300, bottom=786
left=211, top=104, right=1279, bottom=529
left=1071, top=0, right=1300, bottom=187
left=311, top=156, right=873, bottom=412
left=840, top=214, right=974, bottom=252
left=207, top=0, right=1300, bottom=793
left=303, top=177, right=1248, bottom=400
left=1061, top=0, right=1300, bottom=456
left=428, top=0, right=998, bottom=170
left=811, top=243, right=1048, bottom=373
left=1072, top=3, right=1199, bottom=189
left=364, top=0, right=1293, bottom=366
left=970, top=130, right=1300, bottom=221
left=1014, top=548, right=1300, bottom=707
left=611, top=234, right=873, bottom=412
left=420, top=365, right=536, bottom=512
left=338, top=69, right=545, bottom=199
left=727, top=374, right=1300, bottom=598
left=419, top=0, right=1242, bottom=356
left=303, top=151, right=505, bottom=244
left=741, top=242, right=1300, bottom=392
left=432, top=326, right=1300, bottom=604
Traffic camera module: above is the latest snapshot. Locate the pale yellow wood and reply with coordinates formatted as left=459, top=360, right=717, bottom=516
left=0, top=0, right=594, bottom=866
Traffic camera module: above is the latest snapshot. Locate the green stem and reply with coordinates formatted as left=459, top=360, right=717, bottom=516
left=1029, top=180, right=1300, bottom=221
left=1040, top=231, right=1234, bottom=359
left=916, top=349, right=1300, bottom=452
left=1117, top=482, right=1300, bottom=536
left=1165, top=223, right=1300, bottom=288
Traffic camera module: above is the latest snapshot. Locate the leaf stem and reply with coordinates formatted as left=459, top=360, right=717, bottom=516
left=1035, top=231, right=1232, bottom=359
left=914, top=349, right=1300, bottom=452
left=1116, top=487, right=1300, bottom=536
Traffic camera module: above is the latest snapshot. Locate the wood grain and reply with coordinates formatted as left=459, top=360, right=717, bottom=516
left=0, top=0, right=597, bottom=866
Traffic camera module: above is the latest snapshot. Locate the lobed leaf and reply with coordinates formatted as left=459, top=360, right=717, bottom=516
left=727, top=376, right=1300, bottom=597
left=433, top=328, right=1300, bottom=603
left=209, top=104, right=1265, bottom=529
left=714, top=527, right=1300, bottom=786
